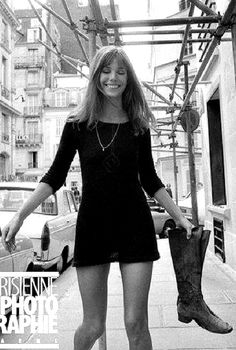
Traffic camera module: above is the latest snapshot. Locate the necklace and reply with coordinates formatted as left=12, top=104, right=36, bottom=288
left=95, top=123, right=120, bottom=151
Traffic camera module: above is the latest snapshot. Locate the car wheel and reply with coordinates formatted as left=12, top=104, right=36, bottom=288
left=160, top=220, right=176, bottom=239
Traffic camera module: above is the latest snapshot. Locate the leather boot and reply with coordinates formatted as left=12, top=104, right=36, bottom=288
left=169, top=227, right=233, bottom=334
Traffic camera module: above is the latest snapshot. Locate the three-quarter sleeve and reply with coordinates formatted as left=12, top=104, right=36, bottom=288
left=40, top=122, right=77, bottom=193
left=138, top=128, right=165, bottom=197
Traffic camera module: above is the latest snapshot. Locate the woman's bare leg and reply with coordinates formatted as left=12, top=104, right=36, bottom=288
left=120, top=262, right=153, bottom=350
left=74, top=264, right=110, bottom=350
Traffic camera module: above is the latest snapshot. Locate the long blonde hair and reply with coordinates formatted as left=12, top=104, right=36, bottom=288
left=68, top=46, right=154, bottom=134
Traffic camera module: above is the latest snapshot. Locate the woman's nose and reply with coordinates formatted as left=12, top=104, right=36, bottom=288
left=109, top=70, right=117, bottom=80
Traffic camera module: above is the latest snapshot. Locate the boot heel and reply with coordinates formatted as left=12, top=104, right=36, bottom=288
left=178, top=314, right=192, bottom=323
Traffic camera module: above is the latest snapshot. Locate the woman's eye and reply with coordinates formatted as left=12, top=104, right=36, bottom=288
left=118, top=70, right=126, bottom=75
left=102, top=68, right=110, bottom=74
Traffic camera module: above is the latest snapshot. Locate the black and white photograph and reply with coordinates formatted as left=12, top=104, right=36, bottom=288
left=0, top=0, right=236, bottom=349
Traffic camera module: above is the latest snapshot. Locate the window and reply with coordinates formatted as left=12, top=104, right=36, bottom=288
left=31, top=18, right=40, bottom=27
left=207, top=89, right=226, bottom=205
left=28, top=70, right=39, bottom=85
left=28, top=48, right=39, bottom=64
left=54, top=91, right=67, bottom=107
left=1, top=56, right=7, bottom=87
left=27, top=120, right=39, bottom=137
left=1, top=20, right=8, bottom=47
left=2, top=114, right=9, bottom=143
left=27, top=28, right=42, bottom=42
left=27, top=94, right=39, bottom=114
left=56, top=118, right=65, bottom=137
left=28, top=151, right=38, bottom=168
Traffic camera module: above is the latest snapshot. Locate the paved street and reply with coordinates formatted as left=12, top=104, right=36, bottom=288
left=23, top=238, right=236, bottom=350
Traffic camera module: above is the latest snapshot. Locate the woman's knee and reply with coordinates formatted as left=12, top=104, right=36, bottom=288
left=83, top=318, right=106, bottom=340
left=124, top=314, right=149, bottom=338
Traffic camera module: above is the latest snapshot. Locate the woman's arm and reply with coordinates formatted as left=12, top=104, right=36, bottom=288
left=1, top=182, right=53, bottom=251
left=154, top=187, right=193, bottom=239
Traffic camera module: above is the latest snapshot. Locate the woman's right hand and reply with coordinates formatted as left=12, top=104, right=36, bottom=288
left=1, top=214, right=23, bottom=253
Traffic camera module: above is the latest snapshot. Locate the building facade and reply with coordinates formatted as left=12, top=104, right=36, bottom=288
left=200, top=0, right=236, bottom=271
left=0, top=0, right=21, bottom=180
left=43, top=73, right=87, bottom=190
left=12, top=8, right=61, bottom=180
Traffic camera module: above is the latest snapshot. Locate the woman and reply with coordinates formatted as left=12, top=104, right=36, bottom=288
left=2, top=46, right=192, bottom=350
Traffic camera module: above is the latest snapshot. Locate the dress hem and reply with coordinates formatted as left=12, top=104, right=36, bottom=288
left=72, top=254, right=160, bottom=267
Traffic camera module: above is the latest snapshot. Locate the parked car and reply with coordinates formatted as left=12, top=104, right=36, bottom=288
left=178, top=188, right=205, bottom=224
left=0, top=182, right=77, bottom=273
left=146, top=196, right=176, bottom=238
left=0, top=228, right=34, bottom=314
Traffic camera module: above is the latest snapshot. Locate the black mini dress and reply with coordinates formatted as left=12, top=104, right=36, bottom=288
left=40, top=120, right=164, bottom=267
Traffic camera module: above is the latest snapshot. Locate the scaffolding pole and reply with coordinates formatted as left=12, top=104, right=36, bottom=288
left=142, top=81, right=171, bottom=105
left=28, top=0, right=60, bottom=55
left=183, top=62, right=199, bottom=226
left=108, top=28, right=225, bottom=36
left=170, top=3, right=195, bottom=102
left=188, top=0, right=217, bottom=16
left=33, top=0, right=100, bottom=50
left=104, top=16, right=219, bottom=29
left=171, top=113, right=179, bottom=204
left=171, top=0, right=236, bottom=134
left=109, top=0, right=121, bottom=45
left=38, top=40, right=89, bottom=79
left=61, top=0, right=90, bottom=65
left=121, top=38, right=231, bottom=45
left=88, top=0, right=109, bottom=46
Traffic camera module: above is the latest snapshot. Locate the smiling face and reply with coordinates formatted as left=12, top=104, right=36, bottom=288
left=99, top=57, right=128, bottom=104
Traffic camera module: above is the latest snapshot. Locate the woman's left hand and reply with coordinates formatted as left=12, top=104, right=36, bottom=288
left=175, top=216, right=194, bottom=240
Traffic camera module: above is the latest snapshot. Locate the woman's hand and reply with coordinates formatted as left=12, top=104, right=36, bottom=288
left=175, top=216, right=194, bottom=240
left=1, top=214, right=23, bottom=253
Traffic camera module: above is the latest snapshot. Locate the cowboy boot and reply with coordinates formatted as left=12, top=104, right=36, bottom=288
left=169, top=227, right=233, bottom=334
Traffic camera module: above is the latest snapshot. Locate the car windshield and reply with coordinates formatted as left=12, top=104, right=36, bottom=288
left=0, top=188, right=57, bottom=215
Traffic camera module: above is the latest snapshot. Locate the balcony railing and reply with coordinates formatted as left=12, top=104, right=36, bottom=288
left=23, top=106, right=42, bottom=116
left=14, top=56, right=45, bottom=69
left=16, top=134, right=43, bottom=146
left=1, top=133, right=10, bottom=143
left=1, top=85, right=10, bottom=100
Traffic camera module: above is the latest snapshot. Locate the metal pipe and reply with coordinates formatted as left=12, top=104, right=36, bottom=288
left=108, top=28, right=222, bottom=36
left=105, top=16, right=219, bottom=29
left=33, top=0, right=100, bottom=49
left=28, top=0, right=60, bottom=55
left=142, top=81, right=171, bottom=105
left=183, top=62, right=199, bottom=227
left=152, top=148, right=202, bottom=155
left=88, top=0, right=109, bottom=46
left=171, top=113, right=179, bottom=204
left=63, top=54, right=85, bottom=66
left=188, top=0, right=217, bottom=16
left=61, top=0, right=89, bottom=65
left=170, top=3, right=195, bottom=102
left=38, top=40, right=89, bottom=79
left=109, top=0, right=121, bottom=45
left=119, top=38, right=231, bottom=45
left=172, top=0, right=236, bottom=133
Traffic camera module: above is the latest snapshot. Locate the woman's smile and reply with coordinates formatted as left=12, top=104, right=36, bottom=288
left=100, top=57, right=127, bottom=101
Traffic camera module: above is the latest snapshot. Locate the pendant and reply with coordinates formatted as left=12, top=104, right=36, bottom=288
left=102, top=147, right=105, bottom=151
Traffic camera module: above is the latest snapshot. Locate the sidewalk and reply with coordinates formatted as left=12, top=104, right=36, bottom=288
left=30, top=238, right=236, bottom=350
